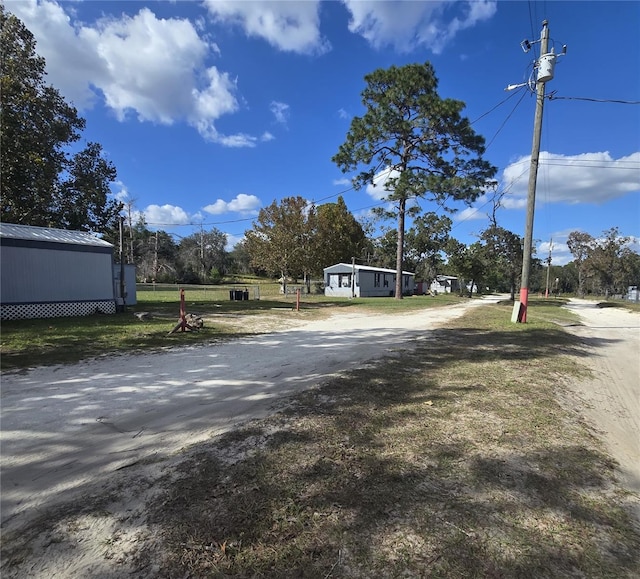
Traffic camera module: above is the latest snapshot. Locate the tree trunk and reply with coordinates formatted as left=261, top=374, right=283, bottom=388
left=395, top=197, right=406, bottom=299
left=577, top=266, right=584, bottom=298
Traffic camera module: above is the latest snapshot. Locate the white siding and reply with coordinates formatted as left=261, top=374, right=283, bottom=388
left=323, top=263, right=415, bottom=297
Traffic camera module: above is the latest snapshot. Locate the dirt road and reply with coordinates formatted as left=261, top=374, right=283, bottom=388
left=1, top=297, right=501, bottom=533
left=561, top=299, right=640, bottom=497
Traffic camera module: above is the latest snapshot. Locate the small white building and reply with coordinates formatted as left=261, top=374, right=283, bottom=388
left=1, top=223, right=135, bottom=320
left=430, top=275, right=460, bottom=294
left=324, top=263, right=415, bottom=298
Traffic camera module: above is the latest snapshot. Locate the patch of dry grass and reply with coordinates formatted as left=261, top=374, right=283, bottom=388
left=135, top=303, right=640, bottom=578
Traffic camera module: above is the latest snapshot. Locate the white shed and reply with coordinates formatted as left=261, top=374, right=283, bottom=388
left=0, top=223, right=133, bottom=320
left=324, top=263, right=415, bottom=298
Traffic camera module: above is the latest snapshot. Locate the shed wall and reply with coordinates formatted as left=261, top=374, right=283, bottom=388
left=1, top=242, right=117, bottom=320
left=1, top=245, right=114, bottom=303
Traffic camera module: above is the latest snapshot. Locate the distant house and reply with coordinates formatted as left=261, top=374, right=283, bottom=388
left=324, top=263, right=415, bottom=298
left=0, top=223, right=135, bottom=320
left=430, top=275, right=460, bottom=294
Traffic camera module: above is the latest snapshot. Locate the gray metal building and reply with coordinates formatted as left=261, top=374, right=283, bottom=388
left=1, top=223, right=122, bottom=320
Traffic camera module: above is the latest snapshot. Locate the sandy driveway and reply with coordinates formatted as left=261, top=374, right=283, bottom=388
left=1, top=296, right=638, bottom=578
left=561, top=299, right=640, bottom=497
left=1, top=297, right=501, bottom=533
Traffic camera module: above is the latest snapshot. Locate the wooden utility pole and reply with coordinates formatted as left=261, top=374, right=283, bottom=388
left=118, top=216, right=126, bottom=310
left=199, top=222, right=205, bottom=280
left=518, top=20, right=549, bottom=321
left=153, top=230, right=159, bottom=283
left=515, top=19, right=567, bottom=322
left=127, top=200, right=134, bottom=264
left=544, top=238, right=553, bottom=298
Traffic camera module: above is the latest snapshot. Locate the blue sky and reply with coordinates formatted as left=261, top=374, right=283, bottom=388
left=7, top=0, right=640, bottom=265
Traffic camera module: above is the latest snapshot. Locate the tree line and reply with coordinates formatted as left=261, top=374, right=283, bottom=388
left=101, top=195, right=640, bottom=300
left=2, top=7, right=637, bottom=298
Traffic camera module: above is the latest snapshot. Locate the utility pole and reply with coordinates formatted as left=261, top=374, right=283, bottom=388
left=511, top=20, right=566, bottom=322
left=153, top=230, right=159, bottom=284
left=199, top=222, right=205, bottom=280
left=544, top=238, right=553, bottom=298
left=351, top=256, right=356, bottom=298
left=127, top=200, right=134, bottom=264
left=118, top=215, right=126, bottom=311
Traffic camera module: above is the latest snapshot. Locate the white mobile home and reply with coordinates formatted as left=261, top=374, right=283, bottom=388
left=430, top=275, right=460, bottom=294
left=324, top=263, right=415, bottom=298
left=0, top=223, right=133, bottom=320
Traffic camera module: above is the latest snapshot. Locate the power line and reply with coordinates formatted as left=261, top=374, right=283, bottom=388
left=450, top=164, right=531, bottom=231
left=548, top=93, right=640, bottom=105
left=470, top=87, right=525, bottom=125
left=505, top=157, right=639, bottom=168
left=539, top=162, right=640, bottom=169
left=484, top=87, right=529, bottom=151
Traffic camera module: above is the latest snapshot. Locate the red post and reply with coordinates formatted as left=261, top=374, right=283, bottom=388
left=519, top=287, right=528, bottom=323
left=296, top=288, right=300, bottom=312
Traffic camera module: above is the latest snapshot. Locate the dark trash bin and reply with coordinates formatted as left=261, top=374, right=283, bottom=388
left=234, top=290, right=244, bottom=301
left=229, top=290, right=235, bottom=301
left=243, top=290, right=249, bottom=301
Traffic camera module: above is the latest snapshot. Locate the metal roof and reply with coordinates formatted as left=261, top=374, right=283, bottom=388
left=324, top=262, right=414, bottom=276
left=0, top=223, right=113, bottom=247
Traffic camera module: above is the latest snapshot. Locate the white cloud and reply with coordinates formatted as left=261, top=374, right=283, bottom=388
left=261, top=131, right=275, bottom=142
left=113, top=182, right=131, bottom=203
left=7, top=1, right=264, bottom=147
left=338, top=108, right=350, bottom=119
left=456, top=206, right=484, bottom=222
left=270, top=101, right=290, bottom=125
left=225, top=233, right=245, bottom=250
left=333, top=178, right=351, bottom=186
left=501, top=151, right=640, bottom=206
left=203, top=0, right=330, bottom=54
left=203, top=194, right=261, bottom=215
left=341, top=0, right=496, bottom=53
left=8, top=0, right=103, bottom=108
left=366, top=167, right=401, bottom=200
left=627, top=236, right=640, bottom=254
left=143, top=204, right=192, bottom=226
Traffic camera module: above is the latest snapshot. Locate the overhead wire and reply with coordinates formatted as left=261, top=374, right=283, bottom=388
left=450, top=164, right=531, bottom=232
left=528, top=0, right=536, bottom=59
left=547, top=94, right=640, bottom=105
left=470, top=87, right=524, bottom=125
left=483, top=86, right=529, bottom=152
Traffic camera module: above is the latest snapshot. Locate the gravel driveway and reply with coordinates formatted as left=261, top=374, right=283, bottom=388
left=1, top=297, right=500, bottom=532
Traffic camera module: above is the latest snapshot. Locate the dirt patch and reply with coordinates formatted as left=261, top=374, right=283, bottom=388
left=560, top=299, right=640, bottom=521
